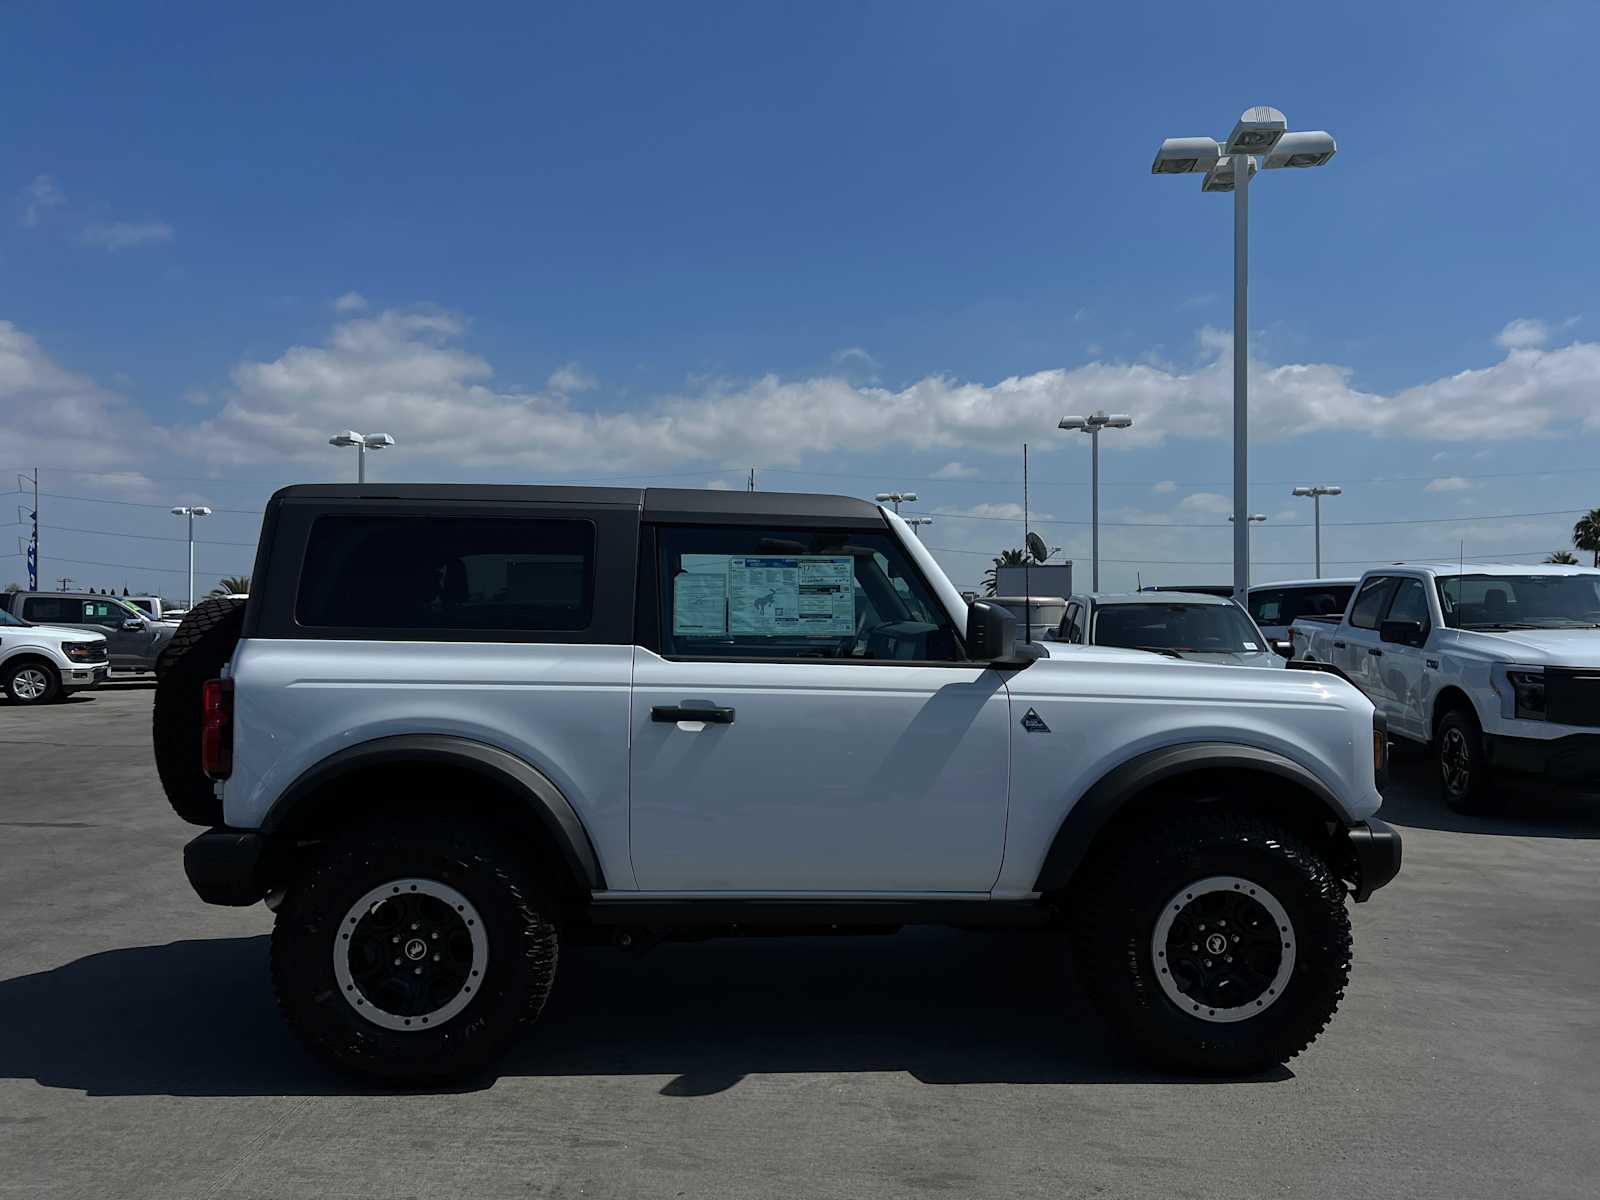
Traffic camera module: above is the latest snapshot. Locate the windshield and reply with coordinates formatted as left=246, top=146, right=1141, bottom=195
left=1093, top=602, right=1265, bottom=654
left=0, top=608, right=30, bottom=627
left=1436, top=574, right=1600, bottom=629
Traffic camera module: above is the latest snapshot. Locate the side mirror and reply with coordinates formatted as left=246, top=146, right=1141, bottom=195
left=122, top=618, right=144, bottom=632
left=968, top=600, right=1042, bottom=669
left=1379, top=619, right=1425, bottom=647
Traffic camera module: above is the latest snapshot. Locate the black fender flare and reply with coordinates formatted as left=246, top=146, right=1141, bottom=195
left=261, top=734, right=605, bottom=890
left=1031, top=742, right=1354, bottom=894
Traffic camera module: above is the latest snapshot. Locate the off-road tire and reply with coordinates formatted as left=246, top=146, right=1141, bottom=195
left=3, top=658, right=61, bottom=705
left=271, top=820, right=559, bottom=1085
left=1072, top=810, right=1352, bottom=1075
left=1436, top=708, right=1504, bottom=816
left=152, top=596, right=245, bottom=825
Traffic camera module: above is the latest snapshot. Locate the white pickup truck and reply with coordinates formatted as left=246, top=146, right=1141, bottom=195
left=1292, top=562, right=1600, bottom=813
left=0, top=607, right=110, bottom=703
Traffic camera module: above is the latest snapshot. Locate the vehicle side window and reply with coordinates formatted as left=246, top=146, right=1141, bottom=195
left=1349, top=577, right=1398, bottom=630
left=81, top=599, right=125, bottom=626
left=22, top=598, right=74, bottom=623
left=296, top=514, right=596, bottom=634
left=655, top=525, right=963, bottom=662
left=1248, top=590, right=1284, bottom=624
left=1384, top=578, right=1430, bottom=630
left=1061, top=601, right=1083, bottom=642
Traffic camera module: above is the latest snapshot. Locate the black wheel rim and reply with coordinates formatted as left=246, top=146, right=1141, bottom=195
left=1152, top=876, right=1296, bottom=1022
left=334, top=878, right=487, bottom=1030
left=1440, top=727, right=1471, bottom=795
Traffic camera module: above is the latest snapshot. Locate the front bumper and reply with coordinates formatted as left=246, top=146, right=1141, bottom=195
left=184, top=827, right=270, bottom=906
left=1484, top=732, right=1600, bottom=786
left=61, top=662, right=109, bottom=691
left=1344, top=818, right=1402, bottom=902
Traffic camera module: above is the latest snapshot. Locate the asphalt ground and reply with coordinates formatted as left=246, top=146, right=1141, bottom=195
left=2, top=681, right=1597, bottom=1199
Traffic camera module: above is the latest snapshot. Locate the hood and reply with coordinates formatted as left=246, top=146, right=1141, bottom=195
left=1172, top=649, right=1285, bottom=669
left=13, top=624, right=103, bottom=643
left=1037, top=641, right=1183, bottom=666
left=1443, top=627, right=1600, bottom=668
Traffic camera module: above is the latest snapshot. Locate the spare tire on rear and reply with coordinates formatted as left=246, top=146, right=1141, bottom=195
left=153, top=596, right=246, bottom=826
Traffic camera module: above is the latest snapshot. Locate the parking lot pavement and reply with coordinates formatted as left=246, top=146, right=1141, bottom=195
left=3, top=685, right=1598, bottom=1200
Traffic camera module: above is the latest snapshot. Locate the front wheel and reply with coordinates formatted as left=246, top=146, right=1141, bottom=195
left=271, top=820, right=559, bottom=1084
left=3, top=660, right=61, bottom=705
left=1073, top=811, right=1351, bottom=1075
left=1436, top=708, right=1504, bottom=815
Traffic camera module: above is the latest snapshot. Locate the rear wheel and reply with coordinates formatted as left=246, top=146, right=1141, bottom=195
left=1073, top=810, right=1351, bottom=1075
left=3, top=659, right=60, bottom=705
left=1436, top=708, right=1503, bottom=816
left=271, top=820, right=559, bottom=1084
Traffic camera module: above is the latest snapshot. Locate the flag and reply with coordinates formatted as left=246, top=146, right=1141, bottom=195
left=26, top=509, right=37, bottom=590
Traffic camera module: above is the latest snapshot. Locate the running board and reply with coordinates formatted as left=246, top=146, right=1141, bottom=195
left=584, top=897, right=1055, bottom=930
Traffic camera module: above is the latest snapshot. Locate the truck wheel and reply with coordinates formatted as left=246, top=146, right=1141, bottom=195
left=152, top=596, right=245, bottom=826
left=3, top=659, right=61, bottom=705
left=270, top=820, right=559, bottom=1084
left=1072, top=811, right=1351, bottom=1075
left=1436, top=708, right=1503, bottom=815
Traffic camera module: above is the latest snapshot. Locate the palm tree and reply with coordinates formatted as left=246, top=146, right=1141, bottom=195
left=1573, top=509, right=1600, bottom=568
left=1546, top=550, right=1580, bottom=564
left=210, top=574, right=252, bottom=597
left=981, top=548, right=1025, bottom=596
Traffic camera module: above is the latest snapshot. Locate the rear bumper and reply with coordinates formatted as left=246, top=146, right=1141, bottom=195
left=1344, top=818, right=1402, bottom=902
left=1484, top=732, right=1600, bottom=785
left=183, top=828, right=269, bottom=906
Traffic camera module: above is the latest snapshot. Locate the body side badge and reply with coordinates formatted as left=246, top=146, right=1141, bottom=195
left=1021, top=707, right=1051, bottom=733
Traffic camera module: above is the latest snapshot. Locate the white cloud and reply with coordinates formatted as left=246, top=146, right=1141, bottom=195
left=831, top=346, right=880, bottom=370
left=934, top=461, right=979, bottom=479
left=21, top=175, right=64, bottom=227
left=0, top=320, right=158, bottom=469
left=704, top=479, right=733, bottom=491
left=1177, top=492, right=1233, bottom=515
left=1425, top=475, right=1474, bottom=493
left=1271, top=508, right=1299, bottom=522
left=80, top=220, right=173, bottom=250
left=333, top=291, right=369, bottom=313
left=1152, top=480, right=1177, bottom=494
left=546, top=362, right=598, bottom=393
left=1496, top=318, right=1548, bottom=350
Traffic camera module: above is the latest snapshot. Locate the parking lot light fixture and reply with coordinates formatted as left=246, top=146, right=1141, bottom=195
left=1152, top=106, right=1338, bottom=604
left=170, top=505, right=213, bottom=608
left=1292, top=485, right=1343, bottom=576
left=1057, top=411, right=1134, bottom=591
left=874, top=491, right=918, bottom=514
left=329, top=430, right=395, bottom=483
left=905, top=516, right=934, bottom=539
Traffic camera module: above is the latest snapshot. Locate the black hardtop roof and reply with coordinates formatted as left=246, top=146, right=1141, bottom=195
left=268, top=483, right=886, bottom=527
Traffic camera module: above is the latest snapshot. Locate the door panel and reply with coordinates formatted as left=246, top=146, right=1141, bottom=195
left=629, top=649, right=1011, bottom=891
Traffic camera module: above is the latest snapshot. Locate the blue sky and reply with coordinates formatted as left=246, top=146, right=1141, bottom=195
left=4, top=1, right=1599, bottom=597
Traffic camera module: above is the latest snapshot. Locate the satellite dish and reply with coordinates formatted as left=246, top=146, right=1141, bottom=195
left=1026, top=531, right=1050, bottom=563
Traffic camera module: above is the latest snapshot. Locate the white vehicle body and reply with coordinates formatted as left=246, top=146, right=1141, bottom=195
left=1291, top=562, right=1600, bottom=785
left=214, top=493, right=1384, bottom=901
left=0, top=611, right=109, bottom=696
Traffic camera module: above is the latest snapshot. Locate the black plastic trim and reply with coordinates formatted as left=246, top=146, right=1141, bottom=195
left=1031, top=742, right=1354, bottom=893
left=1345, top=817, right=1402, bottom=901
left=260, top=734, right=605, bottom=890
left=643, top=488, right=886, bottom=528
left=587, top=898, right=1053, bottom=929
left=1484, top=730, right=1600, bottom=783
left=183, top=828, right=269, bottom=906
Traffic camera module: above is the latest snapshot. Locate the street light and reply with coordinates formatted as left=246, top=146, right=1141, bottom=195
left=905, top=516, right=934, bottom=539
left=170, top=506, right=212, bottom=608
left=329, top=430, right=396, bottom=483
left=1152, top=106, right=1338, bottom=603
left=874, top=491, right=918, bottom=514
left=1292, top=485, right=1343, bottom=576
left=1058, top=411, right=1133, bottom=591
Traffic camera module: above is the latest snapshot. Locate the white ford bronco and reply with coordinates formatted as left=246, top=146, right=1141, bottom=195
left=154, top=484, right=1399, bottom=1083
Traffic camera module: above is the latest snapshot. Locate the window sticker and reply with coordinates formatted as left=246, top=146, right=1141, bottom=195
left=728, top=556, right=854, bottom=636
left=673, top=572, right=728, bottom=635
left=1243, top=641, right=1258, bottom=650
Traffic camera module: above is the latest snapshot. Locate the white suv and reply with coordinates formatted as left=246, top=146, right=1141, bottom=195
left=153, top=484, right=1401, bottom=1083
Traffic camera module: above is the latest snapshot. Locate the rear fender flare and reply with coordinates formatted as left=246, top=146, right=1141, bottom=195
left=261, top=734, right=605, bottom=890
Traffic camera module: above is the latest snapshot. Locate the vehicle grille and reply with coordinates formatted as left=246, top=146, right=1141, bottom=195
left=1544, top=668, right=1600, bottom=728
left=76, top=642, right=109, bottom=663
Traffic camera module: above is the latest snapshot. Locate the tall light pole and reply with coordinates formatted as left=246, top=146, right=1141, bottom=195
left=170, top=505, right=212, bottom=608
left=1292, top=485, right=1342, bottom=577
left=1153, top=109, right=1338, bottom=603
left=1058, top=411, right=1133, bottom=591
left=329, top=430, right=396, bottom=483
left=874, top=491, right=918, bottom=514
left=905, top=516, right=934, bottom=539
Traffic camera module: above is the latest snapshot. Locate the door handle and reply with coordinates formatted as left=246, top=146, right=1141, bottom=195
left=1333, top=640, right=1346, bottom=649
left=651, top=704, right=736, bottom=724
left=1368, top=648, right=1383, bottom=656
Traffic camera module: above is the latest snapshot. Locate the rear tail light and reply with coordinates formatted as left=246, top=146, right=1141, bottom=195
left=201, top=678, right=234, bottom=780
